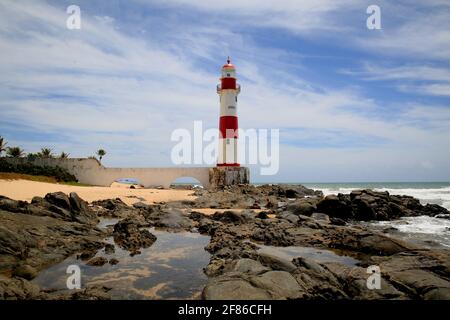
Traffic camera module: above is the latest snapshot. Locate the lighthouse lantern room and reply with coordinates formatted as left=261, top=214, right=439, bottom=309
left=217, top=57, right=240, bottom=167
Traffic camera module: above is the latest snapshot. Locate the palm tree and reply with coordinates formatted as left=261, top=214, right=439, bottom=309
left=6, top=146, right=25, bottom=158
left=96, top=149, right=106, bottom=163
left=59, top=151, right=69, bottom=159
left=0, top=136, right=7, bottom=156
left=40, top=148, right=53, bottom=158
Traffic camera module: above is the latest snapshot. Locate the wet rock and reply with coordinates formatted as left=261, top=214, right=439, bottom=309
left=78, top=250, right=97, bottom=261
left=12, top=264, right=38, bottom=280
left=0, top=274, right=41, bottom=299
left=44, top=192, right=71, bottom=211
left=203, top=278, right=271, bottom=300
left=92, top=198, right=128, bottom=211
left=104, top=244, right=115, bottom=255
left=330, top=217, right=346, bottom=226
left=278, top=212, right=299, bottom=224
left=315, top=190, right=450, bottom=222
left=109, top=258, right=119, bottom=266
left=287, top=199, right=318, bottom=216
left=257, top=253, right=297, bottom=272
left=256, top=211, right=269, bottom=219
left=113, top=218, right=157, bottom=252
left=86, top=257, right=108, bottom=267
left=317, top=194, right=353, bottom=220
left=149, top=208, right=194, bottom=230
left=232, top=258, right=269, bottom=274
left=311, top=213, right=330, bottom=223
left=323, top=262, right=406, bottom=300
left=212, top=210, right=253, bottom=224
left=0, top=209, right=104, bottom=277
left=249, top=271, right=305, bottom=299
left=132, top=201, right=151, bottom=210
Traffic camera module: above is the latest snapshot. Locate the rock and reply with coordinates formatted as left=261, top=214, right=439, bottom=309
left=0, top=274, right=41, bottom=299
left=315, top=190, right=449, bottom=222
left=232, top=259, right=269, bottom=274
left=287, top=199, right=318, bottom=216
left=212, top=210, right=252, bottom=224
left=202, top=278, right=271, bottom=300
left=293, top=257, right=327, bottom=274
left=420, top=204, right=449, bottom=217
left=78, top=250, right=97, bottom=261
left=92, top=198, right=128, bottom=211
left=0, top=209, right=104, bottom=277
left=69, top=192, right=98, bottom=225
left=104, top=244, right=115, bottom=255
left=311, top=213, right=330, bottom=223
left=113, top=218, right=157, bottom=252
left=132, top=202, right=151, bottom=210
left=278, top=212, right=299, bottom=224
left=257, top=253, right=297, bottom=272
left=44, top=192, right=71, bottom=211
left=12, top=264, right=38, bottom=280
left=109, top=258, right=119, bottom=266
left=382, top=227, right=399, bottom=233
left=323, top=262, right=406, bottom=300
left=330, top=217, right=346, bottom=226
left=149, top=208, right=194, bottom=230
left=86, top=257, right=108, bottom=266
left=316, top=194, right=353, bottom=220
left=249, top=271, right=305, bottom=299
left=256, top=211, right=269, bottom=219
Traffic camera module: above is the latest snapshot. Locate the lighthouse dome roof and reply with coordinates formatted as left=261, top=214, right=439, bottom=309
left=222, top=57, right=235, bottom=69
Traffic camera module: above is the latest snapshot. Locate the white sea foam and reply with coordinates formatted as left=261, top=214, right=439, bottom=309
left=376, top=216, right=450, bottom=234
left=318, top=186, right=450, bottom=210
left=373, top=216, right=450, bottom=247
left=315, top=184, right=450, bottom=247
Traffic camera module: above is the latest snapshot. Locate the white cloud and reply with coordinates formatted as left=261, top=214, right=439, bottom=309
left=1, top=0, right=450, bottom=181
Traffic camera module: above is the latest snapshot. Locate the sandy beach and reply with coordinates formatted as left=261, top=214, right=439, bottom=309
left=0, top=179, right=196, bottom=205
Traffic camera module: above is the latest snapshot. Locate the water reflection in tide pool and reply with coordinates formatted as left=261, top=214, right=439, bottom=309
left=33, top=226, right=211, bottom=300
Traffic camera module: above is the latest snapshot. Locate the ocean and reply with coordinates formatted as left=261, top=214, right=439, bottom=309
left=300, top=182, right=450, bottom=247
left=300, top=182, right=450, bottom=210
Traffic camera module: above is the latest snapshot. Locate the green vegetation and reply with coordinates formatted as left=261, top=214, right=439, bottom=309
left=40, top=148, right=54, bottom=159
left=0, top=135, right=107, bottom=183
left=0, top=158, right=78, bottom=182
left=60, top=152, right=69, bottom=159
left=6, top=146, right=25, bottom=158
left=96, top=149, right=106, bottom=163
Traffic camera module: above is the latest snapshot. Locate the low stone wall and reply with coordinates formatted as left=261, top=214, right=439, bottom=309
left=1, top=158, right=250, bottom=189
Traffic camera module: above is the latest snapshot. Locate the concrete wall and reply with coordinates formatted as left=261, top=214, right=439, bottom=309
left=1, top=158, right=250, bottom=189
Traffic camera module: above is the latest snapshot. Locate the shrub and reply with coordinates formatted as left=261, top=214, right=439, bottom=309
left=0, top=158, right=78, bottom=182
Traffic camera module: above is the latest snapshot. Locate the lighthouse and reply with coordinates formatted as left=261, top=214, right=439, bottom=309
left=217, top=57, right=240, bottom=166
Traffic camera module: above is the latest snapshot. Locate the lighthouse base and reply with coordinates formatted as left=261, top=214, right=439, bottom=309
left=209, top=166, right=250, bottom=189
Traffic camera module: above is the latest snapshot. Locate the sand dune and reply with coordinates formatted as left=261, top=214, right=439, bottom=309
left=0, top=179, right=196, bottom=205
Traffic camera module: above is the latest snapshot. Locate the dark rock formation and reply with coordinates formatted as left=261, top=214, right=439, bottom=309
left=316, top=189, right=450, bottom=221
left=112, top=218, right=157, bottom=254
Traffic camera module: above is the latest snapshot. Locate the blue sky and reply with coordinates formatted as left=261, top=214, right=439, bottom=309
left=1, top=0, right=450, bottom=182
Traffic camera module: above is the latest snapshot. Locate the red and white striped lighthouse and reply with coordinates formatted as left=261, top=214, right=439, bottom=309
left=217, top=57, right=240, bottom=167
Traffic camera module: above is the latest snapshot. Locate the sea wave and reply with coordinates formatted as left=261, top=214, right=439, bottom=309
left=371, top=216, right=450, bottom=247
left=317, top=186, right=450, bottom=210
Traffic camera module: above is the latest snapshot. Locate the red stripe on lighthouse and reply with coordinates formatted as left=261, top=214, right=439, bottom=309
left=219, top=116, right=238, bottom=138
left=221, top=78, right=236, bottom=90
